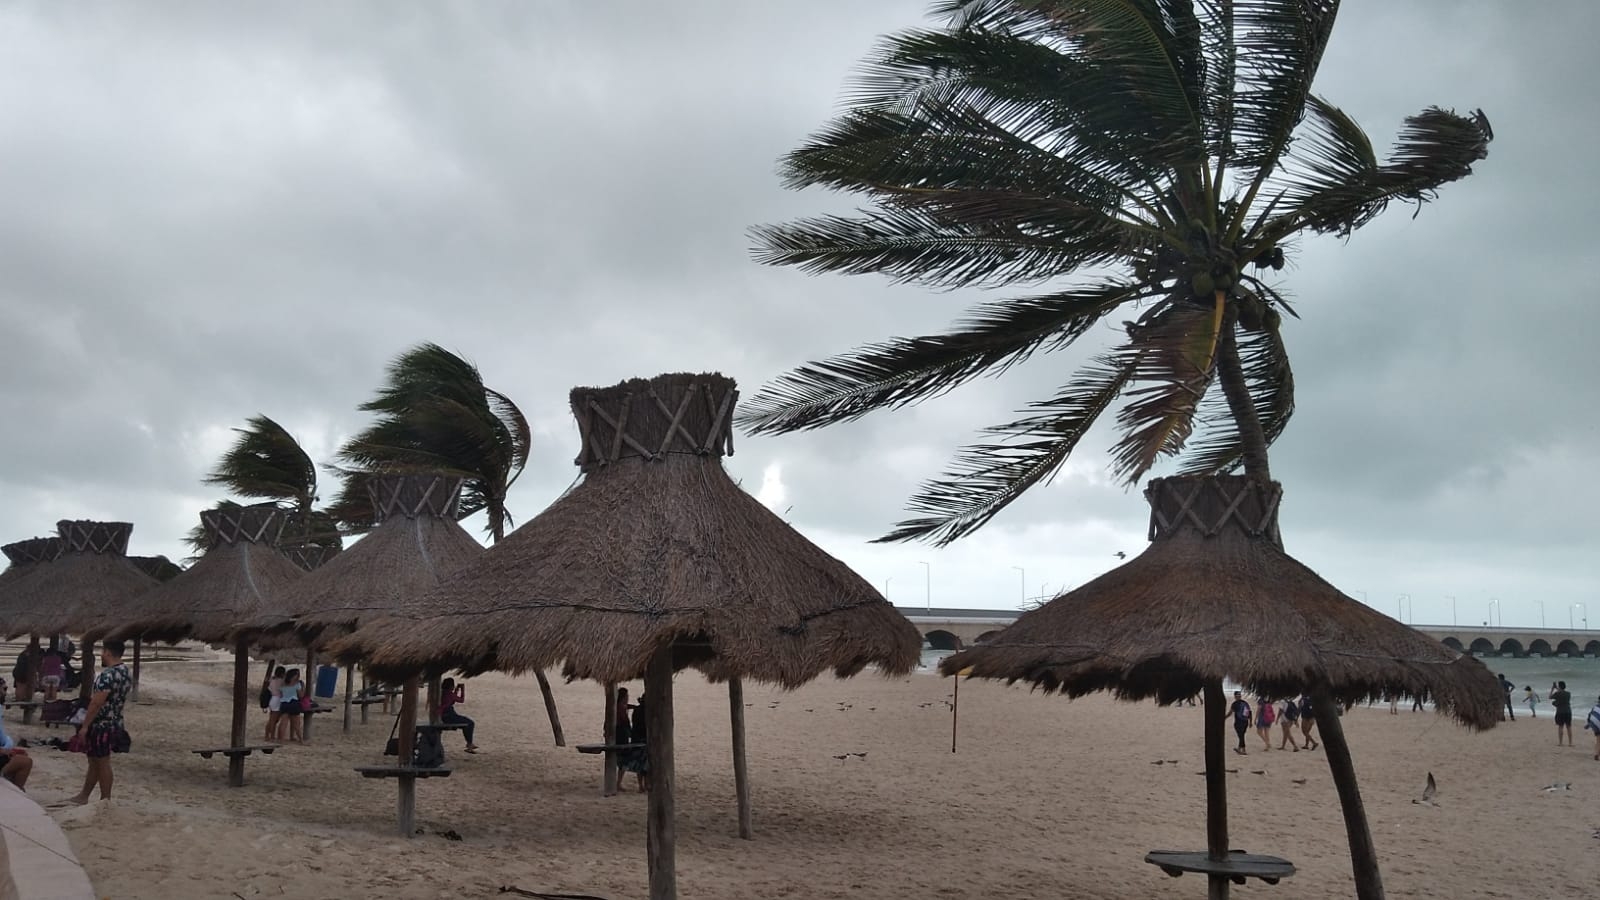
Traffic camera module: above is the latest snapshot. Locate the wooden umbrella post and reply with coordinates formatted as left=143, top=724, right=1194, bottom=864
left=425, top=676, right=440, bottom=726
left=951, top=675, right=959, bottom=754
left=1312, top=688, right=1385, bottom=900
left=302, top=646, right=316, bottom=741
left=342, top=663, right=354, bottom=734
left=397, top=676, right=420, bottom=838
left=1203, top=681, right=1230, bottom=900
left=603, top=682, right=618, bottom=797
left=130, top=638, right=142, bottom=703
left=728, top=676, right=752, bottom=839
left=536, top=669, right=566, bottom=746
left=645, top=646, right=676, bottom=900
left=360, top=669, right=371, bottom=725
left=229, top=638, right=250, bottom=788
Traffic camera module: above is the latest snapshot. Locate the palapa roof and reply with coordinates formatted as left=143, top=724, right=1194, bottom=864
left=335, top=372, right=921, bottom=686
left=0, top=537, right=62, bottom=636
left=108, top=505, right=304, bottom=645
left=245, top=473, right=483, bottom=645
left=940, top=475, right=1503, bottom=728
left=130, top=555, right=184, bottom=583
left=0, top=523, right=157, bottom=639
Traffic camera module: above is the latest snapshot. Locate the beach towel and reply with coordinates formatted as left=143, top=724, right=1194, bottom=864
left=1585, top=704, right=1600, bottom=734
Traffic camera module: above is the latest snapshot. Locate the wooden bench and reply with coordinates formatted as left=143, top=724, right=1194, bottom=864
left=576, top=742, right=645, bottom=755
left=192, top=745, right=279, bottom=761
left=416, top=722, right=467, bottom=733
left=354, top=765, right=453, bottom=779
left=1144, top=850, right=1295, bottom=885
left=350, top=697, right=389, bottom=707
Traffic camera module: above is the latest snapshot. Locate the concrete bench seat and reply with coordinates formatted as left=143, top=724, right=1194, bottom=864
left=354, top=765, right=453, bottom=779
left=192, top=745, right=278, bottom=760
left=576, top=742, right=645, bottom=754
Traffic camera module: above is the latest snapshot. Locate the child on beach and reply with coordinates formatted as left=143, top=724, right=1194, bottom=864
left=264, top=666, right=285, bottom=742
left=278, top=669, right=304, bottom=743
left=438, top=677, right=478, bottom=753
left=1523, top=685, right=1539, bottom=718
left=1255, top=695, right=1275, bottom=750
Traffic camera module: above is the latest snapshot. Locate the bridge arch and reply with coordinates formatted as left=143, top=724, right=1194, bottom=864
left=1440, top=636, right=1465, bottom=652
left=924, top=630, right=964, bottom=652
left=1527, top=639, right=1553, bottom=657
left=1586, top=640, right=1600, bottom=657
left=975, top=630, right=1002, bottom=644
left=1469, top=637, right=1496, bottom=655
left=1498, top=639, right=1525, bottom=658
left=1556, top=640, right=1581, bottom=657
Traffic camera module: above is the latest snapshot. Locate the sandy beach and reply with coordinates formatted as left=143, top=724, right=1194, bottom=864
left=13, top=657, right=1597, bottom=899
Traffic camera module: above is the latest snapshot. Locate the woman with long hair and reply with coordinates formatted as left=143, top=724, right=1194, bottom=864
left=263, top=666, right=286, bottom=742
left=278, top=669, right=304, bottom=743
left=438, top=677, right=479, bottom=753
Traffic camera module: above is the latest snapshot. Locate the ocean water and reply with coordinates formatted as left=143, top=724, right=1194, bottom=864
left=917, top=646, right=1600, bottom=711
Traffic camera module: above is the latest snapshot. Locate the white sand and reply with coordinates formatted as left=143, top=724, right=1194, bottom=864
left=14, top=659, right=1597, bottom=899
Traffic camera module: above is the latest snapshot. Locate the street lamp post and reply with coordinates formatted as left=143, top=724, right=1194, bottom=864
left=1489, top=598, right=1499, bottom=629
left=1576, top=602, right=1588, bottom=629
left=884, top=577, right=892, bottom=601
left=1011, top=566, right=1025, bottom=606
left=1397, top=594, right=1410, bottom=623
left=1535, top=599, right=1545, bottom=628
left=1445, top=595, right=1456, bottom=627
left=919, top=561, right=931, bottom=614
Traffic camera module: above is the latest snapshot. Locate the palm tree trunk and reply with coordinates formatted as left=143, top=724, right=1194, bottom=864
left=492, top=500, right=565, bottom=747
left=1218, top=321, right=1384, bottom=899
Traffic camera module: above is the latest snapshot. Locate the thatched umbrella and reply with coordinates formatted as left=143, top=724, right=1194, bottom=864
left=243, top=472, right=484, bottom=734
left=335, top=372, right=920, bottom=898
left=0, top=522, right=158, bottom=699
left=109, top=505, right=304, bottom=786
left=940, top=474, right=1501, bottom=900
left=0, top=536, right=62, bottom=629
left=124, top=555, right=183, bottom=703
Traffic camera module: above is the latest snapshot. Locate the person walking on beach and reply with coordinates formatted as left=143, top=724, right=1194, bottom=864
left=1297, top=695, right=1319, bottom=751
left=1523, top=685, right=1539, bottom=718
left=67, top=640, right=131, bottom=805
left=277, top=669, right=304, bottom=743
left=1227, top=691, right=1252, bottom=755
left=437, top=677, right=479, bottom=753
left=263, top=666, right=286, bottom=742
left=1550, top=681, right=1573, bottom=746
left=1498, top=673, right=1516, bottom=720
left=1254, top=694, right=1276, bottom=750
left=1584, top=695, right=1600, bottom=761
left=1277, top=697, right=1301, bottom=751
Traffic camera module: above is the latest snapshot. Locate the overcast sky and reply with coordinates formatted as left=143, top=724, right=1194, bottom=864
left=1, top=2, right=1594, bottom=631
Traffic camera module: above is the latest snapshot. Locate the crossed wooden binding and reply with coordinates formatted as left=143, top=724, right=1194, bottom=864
left=55, top=520, right=133, bottom=556
left=572, top=375, right=738, bottom=470
left=1145, top=475, right=1283, bottom=543
left=198, top=505, right=288, bottom=547
left=2, top=536, right=61, bottom=566
left=366, top=473, right=465, bottom=521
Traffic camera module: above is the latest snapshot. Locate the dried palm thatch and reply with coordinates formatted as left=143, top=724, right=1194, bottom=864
left=130, top=555, right=183, bottom=583
left=247, top=473, right=483, bottom=646
left=941, top=475, right=1502, bottom=727
left=0, top=537, right=62, bottom=625
left=0, top=522, right=156, bottom=639
left=334, top=373, right=920, bottom=685
left=108, top=505, right=304, bottom=645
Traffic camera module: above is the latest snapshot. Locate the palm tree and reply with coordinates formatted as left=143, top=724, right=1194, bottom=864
left=191, top=416, right=342, bottom=561
left=742, top=3, right=1490, bottom=897
left=335, top=343, right=564, bottom=745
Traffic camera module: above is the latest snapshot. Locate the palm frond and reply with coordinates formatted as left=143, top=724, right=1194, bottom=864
left=1230, top=0, right=1342, bottom=176
left=1107, top=297, right=1225, bottom=484
left=1178, top=309, right=1295, bottom=475
left=202, top=415, right=317, bottom=509
left=738, top=280, right=1153, bottom=435
left=877, top=344, right=1139, bottom=546
left=1269, top=106, right=1492, bottom=239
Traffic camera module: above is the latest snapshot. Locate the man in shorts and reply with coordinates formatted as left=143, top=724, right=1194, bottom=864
left=68, top=639, right=132, bottom=805
left=1550, top=681, right=1573, bottom=747
left=1226, top=691, right=1252, bottom=755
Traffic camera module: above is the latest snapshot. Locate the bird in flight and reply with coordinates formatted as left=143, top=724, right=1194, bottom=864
left=1412, top=772, right=1439, bottom=806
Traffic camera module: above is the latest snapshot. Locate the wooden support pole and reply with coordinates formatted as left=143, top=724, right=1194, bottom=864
left=1313, top=689, right=1386, bottom=900
left=130, top=638, right=142, bottom=703
left=728, top=677, right=752, bottom=840
left=360, top=669, right=370, bottom=725
left=425, top=675, right=441, bottom=726
left=302, top=647, right=317, bottom=742
left=645, top=647, right=676, bottom=900
left=1203, top=681, right=1230, bottom=900
left=951, top=675, right=959, bottom=753
left=78, top=639, right=96, bottom=702
left=229, top=639, right=249, bottom=788
left=342, top=664, right=354, bottom=734
left=397, top=676, right=419, bottom=838
left=535, top=669, right=566, bottom=747
left=603, top=682, right=618, bottom=797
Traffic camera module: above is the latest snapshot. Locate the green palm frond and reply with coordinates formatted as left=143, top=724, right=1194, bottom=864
left=1229, top=0, right=1341, bottom=177
left=1178, top=309, right=1295, bottom=476
left=1107, top=298, right=1224, bottom=484
left=202, top=415, right=317, bottom=511
left=738, top=281, right=1152, bottom=435
left=879, top=342, right=1138, bottom=546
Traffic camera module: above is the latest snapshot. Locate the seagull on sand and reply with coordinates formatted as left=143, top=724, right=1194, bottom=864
left=1412, top=772, right=1439, bottom=807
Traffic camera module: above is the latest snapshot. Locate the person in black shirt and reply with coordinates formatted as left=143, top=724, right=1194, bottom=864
left=1549, top=681, right=1573, bottom=746
left=1497, top=673, right=1516, bottom=721
left=1226, top=691, right=1252, bottom=755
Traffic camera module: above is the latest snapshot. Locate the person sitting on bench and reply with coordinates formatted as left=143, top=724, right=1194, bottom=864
left=0, top=715, right=32, bottom=789
left=438, top=678, right=479, bottom=753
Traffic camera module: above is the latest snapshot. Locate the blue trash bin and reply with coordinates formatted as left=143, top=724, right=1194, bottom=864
left=315, top=664, right=339, bottom=699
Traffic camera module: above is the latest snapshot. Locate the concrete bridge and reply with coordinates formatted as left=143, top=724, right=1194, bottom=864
left=897, top=607, right=1600, bottom=658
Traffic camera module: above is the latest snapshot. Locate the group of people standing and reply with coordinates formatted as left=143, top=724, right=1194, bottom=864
left=613, top=686, right=649, bottom=792
left=1500, top=674, right=1600, bottom=759
left=262, top=666, right=308, bottom=743
left=1227, top=691, right=1318, bottom=755
left=9, top=636, right=77, bottom=703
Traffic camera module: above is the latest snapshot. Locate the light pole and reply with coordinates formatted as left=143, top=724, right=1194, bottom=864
left=1397, top=593, right=1410, bottom=623
left=1575, top=602, right=1588, bottom=630
left=1011, top=566, right=1025, bottom=606
left=1489, top=598, right=1499, bottom=628
left=919, top=561, right=931, bottom=614
left=1535, top=599, right=1545, bottom=628
left=883, top=577, right=891, bottom=601
left=1445, top=595, right=1456, bottom=626
left=1571, top=604, right=1577, bottom=630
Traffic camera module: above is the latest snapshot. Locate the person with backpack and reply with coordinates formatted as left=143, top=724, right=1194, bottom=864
left=1254, top=694, right=1276, bottom=751
left=1277, top=697, right=1301, bottom=751
left=1298, top=695, right=1319, bottom=751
